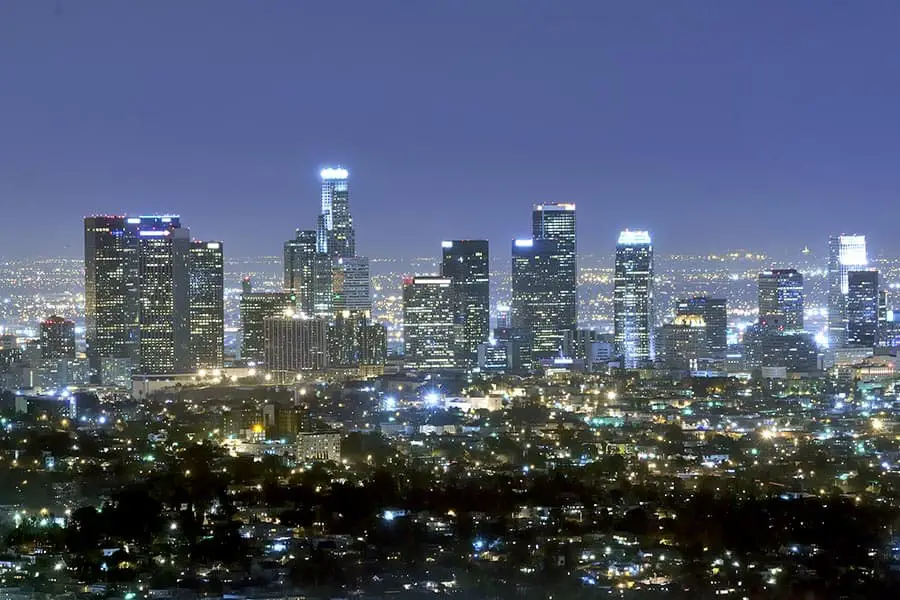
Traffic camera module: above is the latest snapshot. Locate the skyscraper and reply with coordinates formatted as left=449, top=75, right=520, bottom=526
left=827, top=234, right=868, bottom=348
left=328, top=309, right=387, bottom=369
left=402, top=276, right=456, bottom=370
left=532, top=203, right=576, bottom=336
left=614, top=230, right=654, bottom=368
left=332, top=256, right=371, bottom=312
left=84, top=216, right=139, bottom=381
left=240, top=292, right=296, bottom=364
left=317, top=167, right=354, bottom=258
left=40, top=316, right=76, bottom=360
left=189, top=240, right=224, bottom=370
left=758, top=269, right=804, bottom=332
left=657, top=314, right=707, bottom=371
left=441, top=240, right=489, bottom=367
left=676, top=297, right=727, bottom=360
left=135, top=216, right=191, bottom=374
left=511, top=238, right=566, bottom=364
left=263, top=313, right=329, bottom=375
left=283, top=229, right=318, bottom=315
left=846, top=270, right=879, bottom=347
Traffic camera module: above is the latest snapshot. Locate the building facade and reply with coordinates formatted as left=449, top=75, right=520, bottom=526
left=40, top=316, right=76, bottom=360
left=441, top=240, right=489, bottom=367
left=240, top=292, right=296, bottom=364
left=263, top=314, right=329, bottom=373
left=283, top=229, right=318, bottom=315
left=511, top=238, right=566, bottom=365
left=402, top=277, right=457, bottom=369
left=846, top=269, right=879, bottom=347
left=135, top=216, right=191, bottom=375
left=676, top=297, right=727, bottom=360
left=532, top=203, right=577, bottom=340
left=189, top=241, right=224, bottom=370
left=614, top=230, right=654, bottom=368
left=828, top=234, right=868, bottom=348
left=758, top=269, right=804, bottom=332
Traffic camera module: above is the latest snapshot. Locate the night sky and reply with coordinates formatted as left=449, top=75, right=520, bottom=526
left=2, top=2, right=900, bottom=260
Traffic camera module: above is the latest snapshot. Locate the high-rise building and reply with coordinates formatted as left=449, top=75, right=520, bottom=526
left=676, top=297, right=727, bottom=359
left=441, top=240, right=489, bottom=367
left=332, top=256, right=371, bottom=312
left=189, top=241, right=224, bottom=370
left=657, top=315, right=708, bottom=371
left=312, top=254, right=335, bottom=317
left=614, top=230, right=654, bottom=368
left=846, top=270, right=879, bottom=347
left=263, top=313, right=329, bottom=375
left=135, top=216, right=191, bottom=374
left=402, top=276, right=456, bottom=369
left=532, top=203, right=576, bottom=336
left=511, top=238, right=566, bottom=364
left=828, top=234, right=868, bottom=348
left=283, top=229, right=318, bottom=315
left=40, top=316, right=76, bottom=360
left=317, top=167, right=354, bottom=258
left=758, top=269, right=804, bottom=332
left=240, top=292, right=296, bottom=364
left=327, top=309, right=386, bottom=368
left=84, top=216, right=139, bottom=381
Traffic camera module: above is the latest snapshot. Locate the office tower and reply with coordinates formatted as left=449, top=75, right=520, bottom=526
left=496, top=303, right=511, bottom=329
left=360, top=321, right=388, bottom=367
left=240, top=292, right=296, bottom=364
left=241, top=276, right=252, bottom=295
left=477, top=340, right=509, bottom=372
left=758, top=269, right=804, bottom=332
left=40, top=316, right=75, bottom=359
left=614, top=230, right=654, bottom=368
left=312, top=255, right=335, bottom=317
left=441, top=240, right=489, bottom=367
left=532, top=203, right=577, bottom=336
left=846, top=270, right=879, bottom=347
left=878, top=290, right=889, bottom=326
left=827, top=234, right=868, bottom=347
left=84, top=216, right=139, bottom=381
left=511, top=238, right=566, bottom=364
left=135, top=216, right=191, bottom=374
left=317, top=167, right=355, bottom=258
left=743, top=325, right=818, bottom=372
left=263, top=313, right=329, bottom=374
left=283, top=229, right=318, bottom=315
left=658, top=315, right=708, bottom=371
left=189, top=241, right=224, bottom=370
left=328, top=309, right=386, bottom=368
left=402, top=276, right=456, bottom=369
left=332, top=256, right=371, bottom=311
left=676, top=297, right=727, bottom=359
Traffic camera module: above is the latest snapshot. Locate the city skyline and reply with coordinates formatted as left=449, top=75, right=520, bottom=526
left=5, top=3, right=900, bottom=259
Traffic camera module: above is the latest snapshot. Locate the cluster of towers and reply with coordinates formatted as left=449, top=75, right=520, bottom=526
left=83, top=215, right=224, bottom=384
left=82, top=167, right=894, bottom=383
left=239, top=168, right=386, bottom=379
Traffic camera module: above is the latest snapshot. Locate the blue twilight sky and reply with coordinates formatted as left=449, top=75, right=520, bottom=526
left=1, top=1, right=900, bottom=260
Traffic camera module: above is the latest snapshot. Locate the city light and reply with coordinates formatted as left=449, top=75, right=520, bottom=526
left=320, top=167, right=349, bottom=180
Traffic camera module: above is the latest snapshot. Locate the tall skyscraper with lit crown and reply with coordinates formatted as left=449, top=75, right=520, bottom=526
left=317, top=167, right=355, bottom=258
left=828, top=234, right=868, bottom=348
left=614, top=230, right=654, bottom=368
